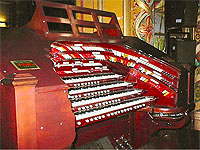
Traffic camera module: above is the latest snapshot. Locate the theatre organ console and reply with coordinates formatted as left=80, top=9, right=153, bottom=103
left=0, top=0, right=194, bottom=149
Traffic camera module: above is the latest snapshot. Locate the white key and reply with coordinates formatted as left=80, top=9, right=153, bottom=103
left=63, top=74, right=122, bottom=84
left=83, top=63, right=103, bottom=67
left=69, top=82, right=132, bottom=95
left=72, top=89, right=143, bottom=107
left=75, top=97, right=154, bottom=120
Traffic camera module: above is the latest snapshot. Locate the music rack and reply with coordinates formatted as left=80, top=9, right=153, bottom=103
left=26, top=0, right=123, bottom=41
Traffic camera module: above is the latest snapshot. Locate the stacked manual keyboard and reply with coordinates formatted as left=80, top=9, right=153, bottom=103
left=49, top=43, right=157, bottom=128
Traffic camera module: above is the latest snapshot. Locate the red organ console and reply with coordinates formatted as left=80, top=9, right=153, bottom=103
left=0, top=0, right=194, bottom=149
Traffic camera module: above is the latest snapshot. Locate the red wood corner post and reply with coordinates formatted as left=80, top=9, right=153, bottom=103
left=1, top=73, right=38, bottom=149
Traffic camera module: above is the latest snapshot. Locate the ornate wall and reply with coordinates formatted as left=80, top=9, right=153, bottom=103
left=194, top=7, right=200, bottom=110
left=132, top=0, right=165, bottom=51
left=132, top=0, right=154, bottom=44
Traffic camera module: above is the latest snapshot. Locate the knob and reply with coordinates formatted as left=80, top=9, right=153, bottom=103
left=77, top=121, right=81, bottom=125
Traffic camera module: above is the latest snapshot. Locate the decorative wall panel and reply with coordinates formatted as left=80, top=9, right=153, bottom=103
left=132, top=0, right=154, bottom=44
left=132, top=0, right=165, bottom=52
left=195, top=7, right=200, bottom=110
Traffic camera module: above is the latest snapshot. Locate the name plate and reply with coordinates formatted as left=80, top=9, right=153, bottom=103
left=11, top=60, right=40, bottom=70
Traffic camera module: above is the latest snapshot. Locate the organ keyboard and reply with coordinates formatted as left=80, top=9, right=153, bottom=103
left=50, top=44, right=157, bottom=127
left=0, top=0, right=194, bottom=149
left=75, top=96, right=156, bottom=127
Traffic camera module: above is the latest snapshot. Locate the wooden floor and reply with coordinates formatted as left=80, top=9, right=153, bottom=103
left=139, top=123, right=200, bottom=149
